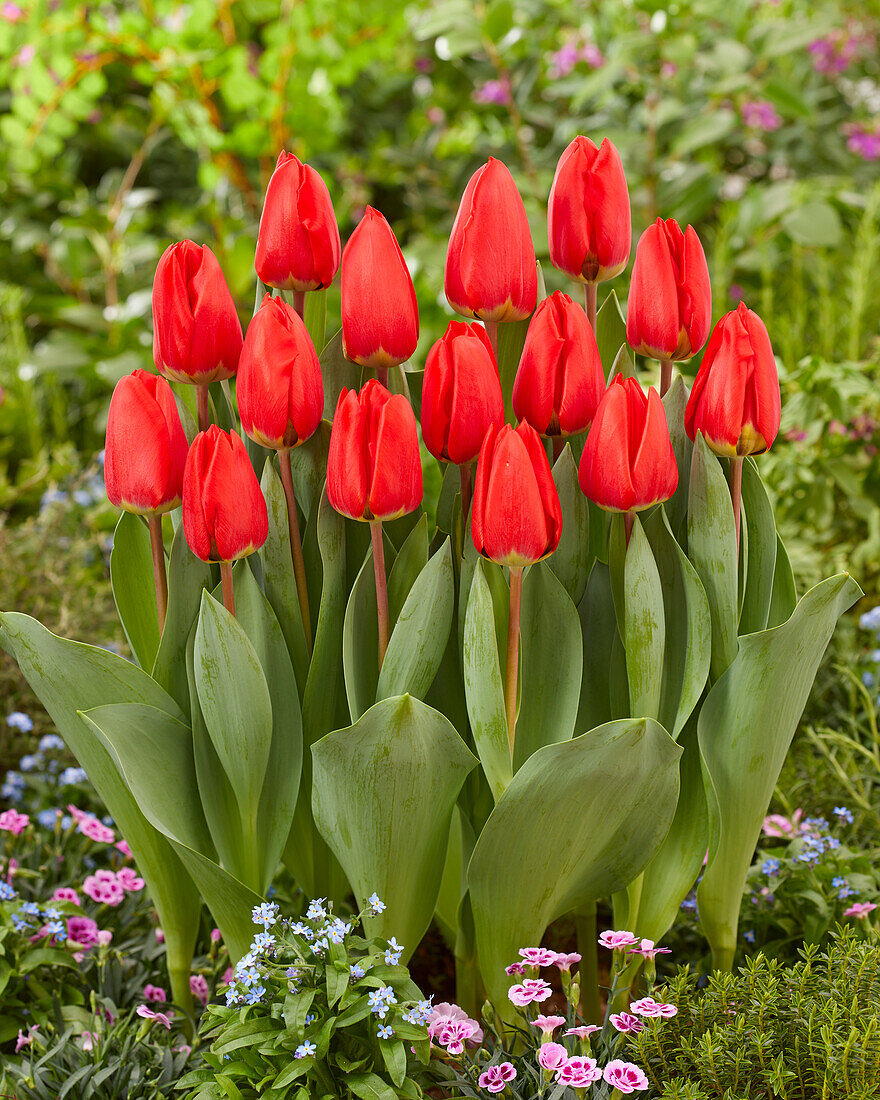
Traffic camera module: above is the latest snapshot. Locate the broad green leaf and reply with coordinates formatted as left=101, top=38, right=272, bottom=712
left=80, top=704, right=214, bottom=857
left=463, top=561, right=514, bottom=800
left=621, top=516, right=665, bottom=721
left=514, top=562, right=583, bottom=768
left=781, top=202, right=842, bottom=248
left=739, top=459, right=777, bottom=635
left=0, top=613, right=200, bottom=1004
left=662, top=376, right=693, bottom=538
left=377, top=540, right=454, bottom=703
left=595, top=289, right=627, bottom=377
left=550, top=444, right=591, bottom=606
left=458, top=539, right=508, bottom=665
left=468, top=717, right=681, bottom=1010
left=388, top=514, right=429, bottom=625
left=19, top=948, right=79, bottom=972
left=303, top=287, right=327, bottom=353
left=688, top=434, right=738, bottom=680
left=234, top=563, right=303, bottom=890
left=288, top=421, right=332, bottom=527
left=260, top=458, right=309, bottom=697
left=767, top=533, right=797, bottom=628
left=644, top=509, right=711, bottom=738
left=320, top=328, right=361, bottom=420
left=347, top=1072, right=399, bottom=1100
left=609, top=343, right=636, bottom=382
left=151, top=522, right=213, bottom=713
left=496, top=317, right=529, bottom=422
left=435, top=461, right=461, bottom=535
left=312, top=695, right=477, bottom=958
left=624, top=712, right=709, bottom=940
left=110, top=511, right=160, bottom=670
left=697, top=573, right=861, bottom=968
left=576, top=562, right=617, bottom=734
left=194, top=591, right=274, bottom=826
left=380, top=1039, right=407, bottom=1088
left=343, top=552, right=381, bottom=722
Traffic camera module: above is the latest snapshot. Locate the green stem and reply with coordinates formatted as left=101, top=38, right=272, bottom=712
left=454, top=950, right=482, bottom=1020
left=659, top=358, right=673, bottom=397
left=371, top=521, right=390, bottom=669
left=220, top=560, right=236, bottom=617
left=505, top=566, right=524, bottom=762
left=731, top=456, right=744, bottom=554
left=574, top=903, right=602, bottom=1025
left=279, top=449, right=312, bottom=654
left=459, top=461, right=473, bottom=520
left=196, top=383, right=210, bottom=432
left=584, top=282, right=597, bottom=332
left=165, top=938, right=195, bottom=1037
left=147, top=514, right=168, bottom=634
left=712, top=942, right=736, bottom=972
left=624, top=510, right=635, bottom=544
left=377, top=365, right=388, bottom=388
left=484, top=318, right=499, bottom=362
left=552, top=435, right=564, bottom=463
left=291, top=289, right=305, bottom=319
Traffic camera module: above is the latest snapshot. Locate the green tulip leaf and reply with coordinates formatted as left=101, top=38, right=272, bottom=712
left=768, top=533, right=798, bottom=628
left=697, top=572, right=862, bottom=969
left=260, top=457, right=310, bottom=697
left=576, top=561, right=617, bottom=735
left=610, top=343, right=636, bottom=382
left=343, top=552, right=381, bottom=722
left=496, top=317, right=530, bottom=422
left=739, top=459, right=778, bottom=635
left=621, top=516, right=665, bottom=721
left=463, top=560, right=514, bottom=801
left=550, top=444, right=592, bottom=607
left=151, top=522, right=214, bottom=713
left=688, top=434, right=738, bottom=681
left=110, top=511, right=161, bottom=670
left=468, top=717, right=682, bottom=1010
left=377, top=539, right=454, bottom=704
left=388, top=514, right=429, bottom=625
left=596, top=289, right=627, bottom=378
left=514, top=562, right=583, bottom=767
left=194, top=591, right=274, bottom=823
left=288, top=422, right=332, bottom=528
left=662, top=376, right=693, bottom=539
left=644, top=508, right=711, bottom=738
left=436, top=462, right=462, bottom=536
left=0, top=613, right=200, bottom=1003
left=320, top=328, right=362, bottom=421
left=311, top=695, right=478, bottom=957
left=304, top=287, right=327, bottom=354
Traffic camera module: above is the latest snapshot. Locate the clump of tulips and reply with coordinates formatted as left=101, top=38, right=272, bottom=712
left=4, top=131, right=858, bottom=1023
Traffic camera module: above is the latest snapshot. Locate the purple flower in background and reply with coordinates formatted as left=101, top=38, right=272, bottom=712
left=845, top=125, right=880, bottom=162
left=547, top=38, right=605, bottom=80
left=0, top=2, right=24, bottom=22
left=473, top=78, right=511, bottom=106
left=808, top=30, right=870, bottom=75
left=741, top=100, right=783, bottom=131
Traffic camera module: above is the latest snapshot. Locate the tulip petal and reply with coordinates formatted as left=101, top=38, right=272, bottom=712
left=327, top=389, right=369, bottom=520
left=477, top=426, right=549, bottom=566
left=678, top=225, right=712, bottom=357
left=630, top=389, right=679, bottom=510
left=369, top=394, right=423, bottom=520
left=626, top=221, right=681, bottom=360
left=579, top=380, right=637, bottom=512
left=104, top=373, right=174, bottom=513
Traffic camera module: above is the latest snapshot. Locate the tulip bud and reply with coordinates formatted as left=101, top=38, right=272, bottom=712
left=182, top=426, right=268, bottom=562
left=626, top=218, right=711, bottom=362
left=512, top=291, right=605, bottom=438
left=684, top=302, right=781, bottom=457
left=255, top=151, right=341, bottom=293
left=445, top=158, right=537, bottom=323
left=237, top=294, right=324, bottom=451
left=471, top=422, right=562, bottom=567
left=578, top=375, right=678, bottom=513
left=341, top=208, right=419, bottom=370
left=548, top=136, right=631, bottom=284
left=326, top=380, right=422, bottom=522
left=104, top=369, right=189, bottom=515
left=421, top=321, right=504, bottom=465
left=152, top=240, right=243, bottom=384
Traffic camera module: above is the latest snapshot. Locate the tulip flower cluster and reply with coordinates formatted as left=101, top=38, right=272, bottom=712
left=13, top=122, right=858, bottom=1038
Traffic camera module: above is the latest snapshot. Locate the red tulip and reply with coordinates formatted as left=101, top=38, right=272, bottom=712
left=341, top=208, right=419, bottom=369
left=326, top=380, right=422, bottom=522
left=626, top=218, right=711, bottom=362
left=104, top=370, right=188, bottom=515
left=182, top=426, right=268, bottom=562
left=512, top=291, right=606, bottom=438
left=548, top=136, right=631, bottom=284
left=578, top=374, right=678, bottom=512
left=445, top=158, right=537, bottom=323
left=255, top=151, right=341, bottom=293
left=471, top=422, right=562, bottom=567
left=152, top=240, right=243, bottom=384
left=684, top=302, right=781, bottom=457
left=237, top=294, right=324, bottom=451
left=421, top=321, right=504, bottom=465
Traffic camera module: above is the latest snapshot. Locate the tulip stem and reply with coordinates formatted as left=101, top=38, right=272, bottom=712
left=459, top=462, right=472, bottom=520
left=279, top=449, right=313, bottom=654
left=147, top=514, right=168, bottom=634
left=196, top=384, right=210, bottom=432
left=552, top=436, right=564, bottom=464
left=659, top=358, right=673, bottom=397
left=484, top=319, right=499, bottom=362
left=624, top=511, right=635, bottom=544
left=291, top=289, right=305, bottom=319
left=505, top=566, right=524, bottom=761
left=371, top=521, right=390, bottom=669
left=584, top=282, right=598, bottom=332
left=377, top=366, right=388, bottom=388
left=731, top=456, right=744, bottom=553
left=220, top=561, right=236, bottom=618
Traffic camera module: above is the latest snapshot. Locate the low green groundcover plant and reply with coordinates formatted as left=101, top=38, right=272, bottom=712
left=177, top=894, right=432, bottom=1100
left=629, top=928, right=880, bottom=1099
